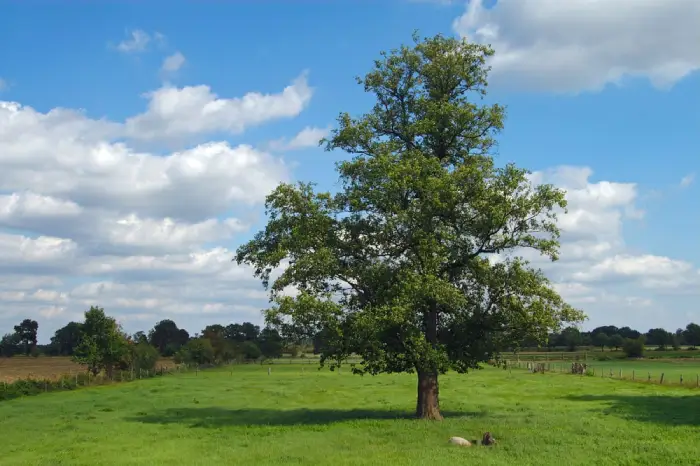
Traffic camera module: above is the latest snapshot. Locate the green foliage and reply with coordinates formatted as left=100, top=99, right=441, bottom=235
left=174, top=338, right=215, bottom=366
left=236, top=33, right=584, bottom=418
left=72, top=306, right=130, bottom=378
left=49, top=322, right=83, bottom=356
left=0, top=332, right=21, bottom=357
left=13, top=319, right=39, bottom=356
left=241, top=341, right=262, bottom=361
left=609, top=334, right=624, bottom=351
left=148, top=319, right=190, bottom=356
left=559, top=327, right=582, bottom=351
left=258, top=327, right=284, bottom=359
left=683, top=323, right=700, bottom=348
left=131, top=342, right=160, bottom=372
left=623, top=337, right=646, bottom=358
left=592, top=332, right=610, bottom=351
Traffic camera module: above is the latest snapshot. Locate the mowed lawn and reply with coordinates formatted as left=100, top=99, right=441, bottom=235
left=1, top=365, right=700, bottom=465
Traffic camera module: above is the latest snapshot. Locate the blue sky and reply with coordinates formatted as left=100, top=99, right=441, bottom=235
left=0, top=0, right=698, bottom=342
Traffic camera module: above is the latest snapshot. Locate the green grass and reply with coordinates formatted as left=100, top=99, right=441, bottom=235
left=512, top=358, right=700, bottom=387
left=2, top=365, right=700, bottom=465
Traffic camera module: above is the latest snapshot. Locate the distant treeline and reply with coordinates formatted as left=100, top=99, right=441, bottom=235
left=525, top=324, right=700, bottom=355
left=3, top=311, right=700, bottom=371
left=0, top=306, right=313, bottom=378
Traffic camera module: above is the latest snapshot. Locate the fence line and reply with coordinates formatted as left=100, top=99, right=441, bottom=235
left=0, top=364, right=193, bottom=402
left=503, top=360, right=700, bottom=389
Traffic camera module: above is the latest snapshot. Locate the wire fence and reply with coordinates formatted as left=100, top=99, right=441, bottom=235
left=0, top=364, right=187, bottom=402
left=505, top=360, right=700, bottom=389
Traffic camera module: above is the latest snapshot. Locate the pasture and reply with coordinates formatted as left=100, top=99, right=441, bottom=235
left=1, top=364, right=699, bottom=465
left=510, top=358, right=700, bottom=388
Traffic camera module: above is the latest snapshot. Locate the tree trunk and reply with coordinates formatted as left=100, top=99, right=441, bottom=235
left=416, top=370, right=443, bottom=420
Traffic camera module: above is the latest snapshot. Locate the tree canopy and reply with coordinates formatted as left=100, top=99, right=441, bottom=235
left=236, top=33, right=584, bottom=420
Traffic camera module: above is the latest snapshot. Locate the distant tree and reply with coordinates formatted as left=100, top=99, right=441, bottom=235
left=609, top=334, right=624, bottom=351
left=148, top=320, right=189, bottom=356
left=592, top=332, right=610, bottom=351
left=674, top=328, right=686, bottom=346
left=0, top=333, right=21, bottom=357
left=131, top=341, right=160, bottom=372
left=671, top=333, right=682, bottom=350
left=683, top=323, right=700, bottom=349
left=591, top=325, right=619, bottom=337
left=224, top=322, right=260, bottom=342
left=49, top=322, right=83, bottom=356
left=73, top=306, right=130, bottom=378
left=241, top=341, right=262, bottom=361
left=202, top=324, right=232, bottom=362
left=580, top=332, right=592, bottom=347
left=174, top=338, right=215, bottom=366
left=560, top=327, right=582, bottom=351
left=646, top=328, right=671, bottom=349
left=622, top=337, right=645, bottom=358
left=258, top=327, right=284, bottom=359
left=132, top=331, right=149, bottom=345
left=617, top=326, right=641, bottom=340
left=13, top=319, right=39, bottom=355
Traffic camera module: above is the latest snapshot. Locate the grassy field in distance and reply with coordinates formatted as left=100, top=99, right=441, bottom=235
left=1, top=364, right=699, bottom=465
left=0, top=356, right=177, bottom=382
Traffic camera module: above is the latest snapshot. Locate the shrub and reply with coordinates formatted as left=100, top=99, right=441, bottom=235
left=623, top=337, right=645, bottom=358
left=131, top=342, right=160, bottom=372
left=174, top=338, right=215, bottom=366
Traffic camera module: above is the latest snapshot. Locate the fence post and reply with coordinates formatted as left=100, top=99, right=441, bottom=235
left=619, top=369, right=622, bottom=379
left=648, top=372, right=651, bottom=382
left=680, top=374, right=683, bottom=385
left=268, top=367, right=271, bottom=375
left=660, top=373, right=665, bottom=384
left=632, top=370, right=635, bottom=381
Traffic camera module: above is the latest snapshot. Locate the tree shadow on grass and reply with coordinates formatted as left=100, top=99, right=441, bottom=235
left=126, top=407, right=483, bottom=428
left=566, top=394, right=700, bottom=426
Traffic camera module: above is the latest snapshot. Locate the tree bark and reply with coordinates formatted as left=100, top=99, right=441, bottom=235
left=416, top=370, right=443, bottom=420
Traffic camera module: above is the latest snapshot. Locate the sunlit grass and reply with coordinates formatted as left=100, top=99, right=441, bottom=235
left=2, top=364, right=699, bottom=465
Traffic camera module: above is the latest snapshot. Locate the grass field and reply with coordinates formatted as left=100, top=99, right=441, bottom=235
left=508, top=357, right=700, bottom=387
left=0, top=356, right=177, bottom=382
left=2, top=364, right=700, bottom=465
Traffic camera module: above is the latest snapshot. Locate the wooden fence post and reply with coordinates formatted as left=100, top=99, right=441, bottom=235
left=660, top=373, right=665, bottom=384
left=632, top=370, right=635, bottom=381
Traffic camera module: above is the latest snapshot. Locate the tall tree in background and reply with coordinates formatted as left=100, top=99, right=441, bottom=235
left=73, top=306, right=129, bottom=377
left=148, top=319, right=190, bottom=356
left=50, top=322, right=83, bottom=356
left=236, top=33, right=584, bottom=420
left=224, top=322, right=260, bottom=342
left=0, top=333, right=21, bottom=357
left=14, top=319, right=39, bottom=355
left=684, top=323, right=700, bottom=349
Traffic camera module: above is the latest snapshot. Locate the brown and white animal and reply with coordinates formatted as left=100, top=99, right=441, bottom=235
left=481, top=432, right=496, bottom=446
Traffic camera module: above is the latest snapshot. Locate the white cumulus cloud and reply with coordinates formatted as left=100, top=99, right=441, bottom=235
left=452, top=0, right=700, bottom=92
